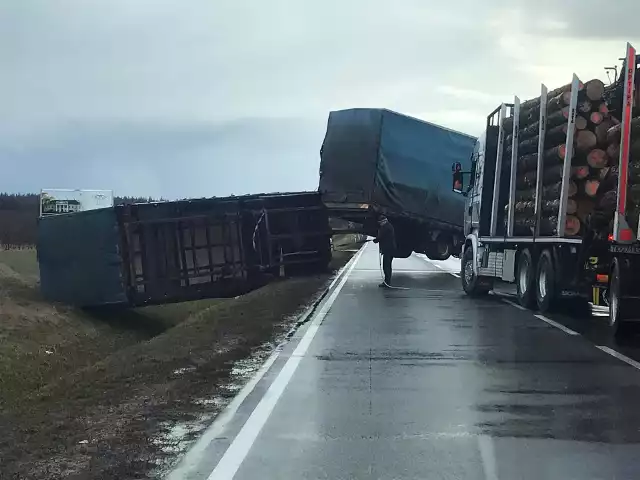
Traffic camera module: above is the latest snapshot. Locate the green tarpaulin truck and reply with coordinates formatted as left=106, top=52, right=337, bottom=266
left=319, top=108, right=476, bottom=259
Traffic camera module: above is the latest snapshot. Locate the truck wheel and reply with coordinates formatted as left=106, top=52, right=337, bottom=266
left=461, top=247, right=489, bottom=296
left=609, top=261, right=635, bottom=337
left=516, top=249, right=535, bottom=309
left=427, top=241, right=451, bottom=261
left=536, top=249, right=556, bottom=312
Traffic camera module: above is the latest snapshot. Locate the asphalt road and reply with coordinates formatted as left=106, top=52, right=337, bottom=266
left=171, top=242, right=640, bottom=480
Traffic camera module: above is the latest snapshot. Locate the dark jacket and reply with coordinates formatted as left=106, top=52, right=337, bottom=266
left=374, top=221, right=396, bottom=255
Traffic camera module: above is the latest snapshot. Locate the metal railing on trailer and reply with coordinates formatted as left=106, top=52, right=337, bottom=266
left=480, top=74, right=583, bottom=245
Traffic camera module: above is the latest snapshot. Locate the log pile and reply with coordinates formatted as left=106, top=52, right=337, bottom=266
left=589, top=117, right=640, bottom=236
left=505, top=79, right=609, bottom=236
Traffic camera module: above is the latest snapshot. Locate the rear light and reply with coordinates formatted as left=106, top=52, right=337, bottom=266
left=596, top=274, right=609, bottom=283
left=608, top=234, right=614, bottom=241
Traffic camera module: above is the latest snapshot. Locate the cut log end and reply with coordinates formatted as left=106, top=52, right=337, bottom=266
left=576, top=130, right=597, bottom=152
left=558, top=144, right=566, bottom=159
left=584, top=179, right=600, bottom=197
left=607, top=143, right=620, bottom=162
left=598, top=103, right=609, bottom=116
left=575, top=116, right=588, bottom=130
left=572, top=165, right=590, bottom=179
left=565, top=215, right=581, bottom=236
left=587, top=148, right=608, bottom=168
left=585, top=79, right=605, bottom=102
left=590, top=112, right=604, bottom=125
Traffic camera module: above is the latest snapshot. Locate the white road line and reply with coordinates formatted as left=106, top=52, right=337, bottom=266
left=534, top=314, right=580, bottom=336
left=206, top=245, right=365, bottom=480
left=166, top=353, right=279, bottom=480
left=596, top=345, right=640, bottom=370
left=478, top=435, right=499, bottom=480
left=502, top=299, right=526, bottom=311
left=416, top=254, right=461, bottom=278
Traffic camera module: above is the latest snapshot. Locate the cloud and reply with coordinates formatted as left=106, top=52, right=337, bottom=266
left=1, top=0, right=639, bottom=198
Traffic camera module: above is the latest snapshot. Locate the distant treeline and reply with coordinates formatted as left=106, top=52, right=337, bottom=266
left=0, top=193, right=156, bottom=248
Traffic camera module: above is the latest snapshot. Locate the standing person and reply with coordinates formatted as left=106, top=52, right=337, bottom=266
left=373, top=215, right=396, bottom=288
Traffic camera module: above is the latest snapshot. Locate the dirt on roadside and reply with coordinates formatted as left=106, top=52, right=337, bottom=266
left=0, top=245, right=360, bottom=479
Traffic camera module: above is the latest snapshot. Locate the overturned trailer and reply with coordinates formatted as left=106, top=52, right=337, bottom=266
left=37, top=192, right=331, bottom=307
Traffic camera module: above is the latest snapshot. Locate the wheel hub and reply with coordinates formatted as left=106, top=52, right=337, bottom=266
left=464, top=259, right=474, bottom=284
left=539, top=267, right=547, bottom=299
left=519, top=261, right=529, bottom=294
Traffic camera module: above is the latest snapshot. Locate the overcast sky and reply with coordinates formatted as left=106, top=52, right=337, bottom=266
left=2, top=1, right=639, bottom=199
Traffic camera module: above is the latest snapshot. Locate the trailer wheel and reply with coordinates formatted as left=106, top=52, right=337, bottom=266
left=536, top=249, right=556, bottom=312
left=609, top=260, right=634, bottom=336
left=425, top=240, right=451, bottom=261
left=461, top=247, right=489, bottom=296
left=516, top=249, right=536, bottom=309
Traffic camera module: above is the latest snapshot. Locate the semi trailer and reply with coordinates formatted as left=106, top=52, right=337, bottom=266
left=453, top=42, right=640, bottom=335
left=319, top=108, right=476, bottom=260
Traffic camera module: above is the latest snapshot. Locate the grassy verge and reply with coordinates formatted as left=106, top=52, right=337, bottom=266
left=0, top=244, right=360, bottom=479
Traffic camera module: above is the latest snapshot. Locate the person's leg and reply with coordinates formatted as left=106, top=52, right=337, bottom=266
left=383, top=254, right=393, bottom=285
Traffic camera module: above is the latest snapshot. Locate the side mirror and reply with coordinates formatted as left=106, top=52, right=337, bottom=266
left=451, top=162, right=465, bottom=195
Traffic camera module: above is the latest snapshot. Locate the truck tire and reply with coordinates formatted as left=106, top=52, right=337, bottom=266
left=608, top=260, right=638, bottom=337
left=516, top=249, right=535, bottom=309
left=535, top=249, right=556, bottom=312
left=461, top=247, right=489, bottom=296
left=425, top=237, right=452, bottom=261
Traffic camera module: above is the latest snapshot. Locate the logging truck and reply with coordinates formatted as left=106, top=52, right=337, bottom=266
left=452, top=43, right=640, bottom=335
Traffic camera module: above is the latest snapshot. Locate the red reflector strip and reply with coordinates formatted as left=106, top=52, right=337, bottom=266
left=617, top=45, right=636, bottom=215
left=621, top=228, right=634, bottom=242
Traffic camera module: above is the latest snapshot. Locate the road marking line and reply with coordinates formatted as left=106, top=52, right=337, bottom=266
left=206, top=245, right=365, bottom=480
left=502, top=299, right=526, bottom=311
left=166, top=352, right=279, bottom=480
left=416, top=254, right=461, bottom=278
left=534, top=314, right=580, bottom=336
left=478, top=435, right=499, bottom=480
left=596, top=345, right=640, bottom=370
left=168, top=243, right=365, bottom=480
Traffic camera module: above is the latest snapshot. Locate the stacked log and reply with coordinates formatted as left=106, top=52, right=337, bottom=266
left=505, top=78, right=608, bottom=236
left=590, top=117, right=640, bottom=235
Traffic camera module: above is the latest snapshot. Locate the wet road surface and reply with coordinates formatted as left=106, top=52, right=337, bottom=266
left=173, top=242, right=640, bottom=479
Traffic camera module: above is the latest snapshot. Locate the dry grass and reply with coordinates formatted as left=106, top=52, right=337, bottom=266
left=0, top=247, right=39, bottom=279
left=0, top=244, right=361, bottom=479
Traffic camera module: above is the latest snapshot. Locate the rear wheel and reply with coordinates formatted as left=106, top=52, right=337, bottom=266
left=536, top=249, right=556, bottom=312
left=516, top=249, right=535, bottom=309
left=426, top=239, right=451, bottom=261
left=609, top=260, right=635, bottom=337
left=461, top=247, right=489, bottom=296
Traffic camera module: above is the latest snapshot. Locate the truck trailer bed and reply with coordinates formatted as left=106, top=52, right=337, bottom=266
left=37, top=192, right=331, bottom=307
